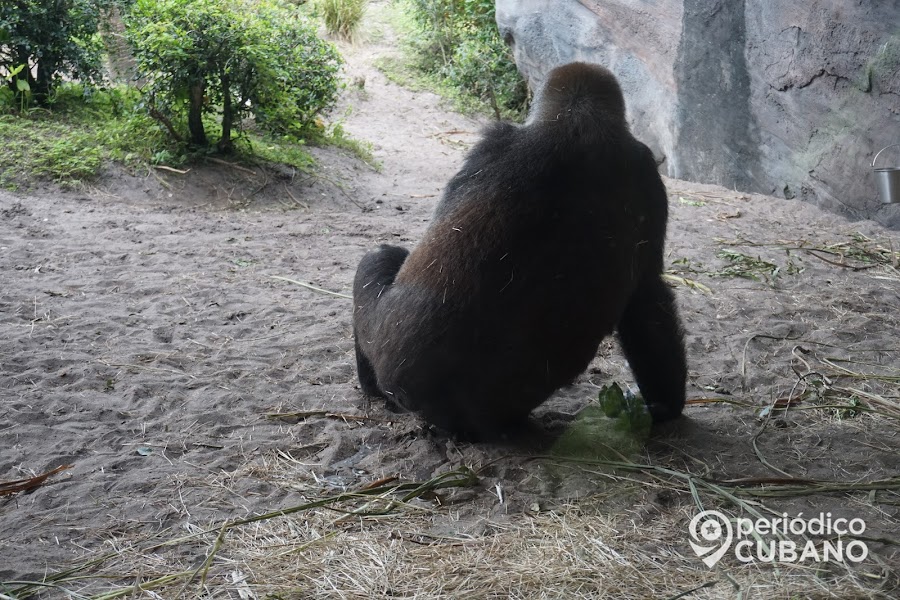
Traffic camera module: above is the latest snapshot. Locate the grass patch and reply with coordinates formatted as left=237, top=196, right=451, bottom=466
left=0, top=86, right=173, bottom=188
left=373, top=54, right=432, bottom=92
left=240, top=133, right=317, bottom=173
left=239, top=120, right=378, bottom=174
left=319, top=0, right=368, bottom=41
left=0, top=117, right=103, bottom=187
left=0, top=85, right=173, bottom=189
left=668, top=233, right=899, bottom=294
left=373, top=2, right=527, bottom=121
left=310, top=119, right=380, bottom=170
left=0, top=82, right=377, bottom=189
left=713, top=249, right=784, bottom=282
left=375, top=54, right=505, bottom=118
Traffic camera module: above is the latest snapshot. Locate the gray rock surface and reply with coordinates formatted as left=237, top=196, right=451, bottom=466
left=496, top=0, right=900, bottom=227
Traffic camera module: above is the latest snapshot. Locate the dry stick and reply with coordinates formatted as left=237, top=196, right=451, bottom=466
left=177, top=523, right=228, bottom=598
left=0, top=464, right=73, bottom=496
left=790, top=403, right=890, bottom=418
left=217, top=468, right=475, bottom=529
left=668, top=189, right=740, bottom=206
left=802, top=348, right=900, bottom=418
left=832, top=385, right=900, bottom=418
left=740, top=332, right=803, bottom=391
left=88, top=573, right=194, bottom=600
left=716, top=476, right=818, bottom=485
left=315, top=173, right=365, bottom=209
left=150, top=167, right=173, bottom=190
left=266, top=410, right=395, bottom=424
left=803, top=248, right=879, bottom=270
left=852, top=534, right=900, bottom=548
left=97, top=359, right=194, bottom=378
left=685, top=397, right=757, bottom=409
left=822, top=357, right=900, bottom=382
left=6, top=576, right=144, bottom=600
left=750, top=432, right=794, bottom=479
left=328, top=488, right=436, bottom=526
left=662, top=273, right=713, bottom=294
left=0, top=581, right=92, bottom=599
left=429, top=129, right=474, bottom=137
left=249, top=172, right=272, bottom=200
left=523, top=454, right=900, bottom=498
left=824, top=355, right=900, bottom=372
left=749, top=348, right=833, bottom=478
left=204, top=156, right=257, bottom=176
left=663, top=580, right=719, bottom=600
left=153, top=165, right=190, bottom=175
left=745, top=478, right=900, bottom=497
left=4, top=553, right=119, bottom=598
left=283, top=185, right=309, bottom=209
left=270, top=275, right=352, bottom=299
left=359, top=475, right=400, bottom=490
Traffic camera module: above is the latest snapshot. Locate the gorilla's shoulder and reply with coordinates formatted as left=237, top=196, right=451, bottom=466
left=468, top=121, right=519, bottom=158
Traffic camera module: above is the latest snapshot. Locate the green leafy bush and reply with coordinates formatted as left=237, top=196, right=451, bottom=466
left=125, top=0, right=341, bottom=151
left=403, top=0, right=526, bottom=118
left=319, top=0, right=367, bottom=40
left=0, top=0, right=113, bottom=106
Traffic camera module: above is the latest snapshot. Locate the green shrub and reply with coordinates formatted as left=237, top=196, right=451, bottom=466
left=402, top=0, right=526, bottom=118
left=0, top=0, right=115, bottom=106
left=444, top=31, right=525, bottom=116
left=125, top=0, right=341, bottom=151
left=319, top=0, right=367, bottom=40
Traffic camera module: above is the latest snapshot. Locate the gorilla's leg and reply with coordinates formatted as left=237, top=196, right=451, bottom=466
left=353, top=244, right=410, bottom=397
left=616, top=275, right=687, bottom=422
left=355, top=340, right=381, bottom=397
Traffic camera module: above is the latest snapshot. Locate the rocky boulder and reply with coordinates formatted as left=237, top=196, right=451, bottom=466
left=496, top=0, right=900, bottom=228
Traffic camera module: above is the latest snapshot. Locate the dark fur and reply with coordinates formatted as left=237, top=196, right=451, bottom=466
left=353, top=62, right=687, bottom=437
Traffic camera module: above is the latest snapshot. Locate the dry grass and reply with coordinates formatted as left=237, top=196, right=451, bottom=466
left=5, top=509, right=884, bottom=600
left=714, top=233, right=900, bottom=277
left=6, top=339, right=900, bottom=599
left=6, top=449, right=898, bottom=600
left=146, top=505, right=884, bottom=599
left=319, top=0, right=368, bottom=42
left=667, top=231, right=900, bottom=287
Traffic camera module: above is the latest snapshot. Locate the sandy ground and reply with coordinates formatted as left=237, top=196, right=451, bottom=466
left=2, top=3, right=900, bottom=598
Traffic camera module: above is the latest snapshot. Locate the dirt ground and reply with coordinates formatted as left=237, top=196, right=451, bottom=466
left=2, top=3, right=899, bottom=598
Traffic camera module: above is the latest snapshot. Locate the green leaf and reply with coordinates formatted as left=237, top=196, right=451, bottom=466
left=598, top=382, right=627, bottom=418
left=16, top=79, right=30, bottom=92
left=598, top=383, right=652, bottom=437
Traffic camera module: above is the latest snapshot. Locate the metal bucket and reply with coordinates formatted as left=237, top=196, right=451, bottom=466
left=873, top=144, right=900, bottom=204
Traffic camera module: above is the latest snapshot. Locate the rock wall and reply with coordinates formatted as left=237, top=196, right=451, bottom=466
left=496, top=0, right=900, bottom=228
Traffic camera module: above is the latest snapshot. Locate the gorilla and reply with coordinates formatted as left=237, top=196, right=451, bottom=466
left=352, top=62, right=686, bottom=438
